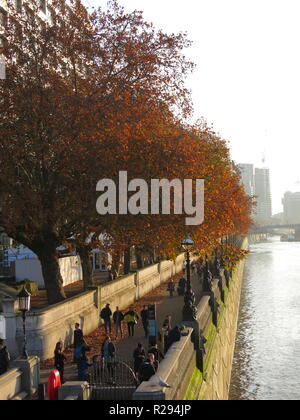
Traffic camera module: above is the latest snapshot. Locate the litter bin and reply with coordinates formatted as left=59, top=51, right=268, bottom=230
left=48, top=370, right=61, bottom=401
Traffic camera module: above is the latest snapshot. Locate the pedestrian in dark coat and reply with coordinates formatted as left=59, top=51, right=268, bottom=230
left=100, top=303, right=112, bottom=334
left=138, top=353, right=159, bottom=382
left=76, top=339, right=91, bottom=381
left=113, top=307, right=124, bottom=338
left=162, top=315, right=172, bottom=333
left=54, top=342, right=66, bottom=384
left=73, top=323, right=83, bottom=363
left=164, top=325, right=182, bottom=353
left=177, top=277, right=186, bottom=296
left=167, top=280, right=175, bottom=297
left=101, top=336, right=116, bottom=361
left=148, top=344, right=164, bottom=362
left=101, top=336, right=116, bottom=377
left=133, top=343, right=146, bottom=374
left=140, top=305, right=149, bottom=338
left=0, top=339, right=10, bottom=376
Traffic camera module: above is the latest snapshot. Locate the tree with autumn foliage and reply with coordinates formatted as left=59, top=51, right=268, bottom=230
left=0, top=0, right=195, bottom=303
left=0, top=0, right=253, bottom=305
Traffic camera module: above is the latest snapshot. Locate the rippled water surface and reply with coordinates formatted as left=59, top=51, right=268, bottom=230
left=229, top=237, right=300, bottom=400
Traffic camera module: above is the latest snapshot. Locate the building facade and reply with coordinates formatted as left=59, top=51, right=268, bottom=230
left=238, top=163, right=255, bottom=197
left=282, top=191, right=300, bottom=224
left=254, top=167, right=272, bottom=223
left=238, top=163, right=273, bottom=223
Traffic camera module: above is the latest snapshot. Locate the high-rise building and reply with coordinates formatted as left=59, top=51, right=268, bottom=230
left=238, top=163, right=255, bottom=197
left=282, top=192, right=300, bottom=224
left=254, top=167, right=272, bottom=222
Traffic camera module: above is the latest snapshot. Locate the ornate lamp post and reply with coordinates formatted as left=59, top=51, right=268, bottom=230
left=203, top=255, right=213, bottom=293
left=213, top=249, right=221, bottom=278
left=17, top=286, right=31, bottom=359
left=181, top=235, right=197, bottom=322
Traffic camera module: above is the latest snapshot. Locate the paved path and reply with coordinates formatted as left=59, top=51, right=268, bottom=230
left=39, top=269, right=202, bottom=398
left=115, top=271, right=201, bottom=360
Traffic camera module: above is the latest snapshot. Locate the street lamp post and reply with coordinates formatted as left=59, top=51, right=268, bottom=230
left=203, top=255, right=213, bottom=293
left=181, top=235, right=197, bottom=322
left=213, top=249, right=221, bottom=279
left=17, top=286, right=31, bottom=360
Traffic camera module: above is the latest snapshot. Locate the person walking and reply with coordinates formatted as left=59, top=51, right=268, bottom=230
left=148, top=343, right=164, bottom=362
left=177, top=277, right=186, bottom=296
left=100, top=303, right=112, bottom=335
left=54, top=342, right=66, bottom=384
left=101, top=336, right=116, bottom=377
left=162, top=315, right=172, bottom=333
left=164, top=325, right=183, bottom=353
left=140, top=305, right=149, bottom=338
left=0, top=339, right=10, bottom=376
left=133, top=343, right=146, bottom=375
left=73, top=323, right=83, bottom=363
left=76, top=339, right=91, bottom=381
left=113, top=307, right=124, bottom=338
left=124, top=306, right=139, bottom=337
left=167, top=280, right=175, bottom=297
left=138, top=353, right=159, bottom=383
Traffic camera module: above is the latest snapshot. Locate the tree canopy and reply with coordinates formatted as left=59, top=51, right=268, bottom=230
left=0, top=0, right=253, bottom=304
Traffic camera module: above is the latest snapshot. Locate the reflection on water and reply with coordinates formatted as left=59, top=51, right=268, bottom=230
left=229, top=237, right=300, bottom=400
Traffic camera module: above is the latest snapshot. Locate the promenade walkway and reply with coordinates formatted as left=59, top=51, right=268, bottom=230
left=38, top=268, right=202, bottom=398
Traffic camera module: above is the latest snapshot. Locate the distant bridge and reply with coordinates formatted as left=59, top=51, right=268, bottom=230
left=251, top=224, right=300, bottom=240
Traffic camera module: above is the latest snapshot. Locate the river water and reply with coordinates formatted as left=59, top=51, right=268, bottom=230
left=229, top=237, right=300, bottom=400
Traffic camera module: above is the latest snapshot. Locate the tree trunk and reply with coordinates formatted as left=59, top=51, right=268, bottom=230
left=124, top=247, right=131, bottom=275
left=78, top=246, right=94, bottom=290
left=112, top=251, right=122, bottom=278
left=136, top=249, right=144, bottom=270
left=38, top=250, right=66, bottom=305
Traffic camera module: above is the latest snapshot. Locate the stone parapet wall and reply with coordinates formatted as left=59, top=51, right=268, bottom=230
left=197, top=255, right=246, bottom=400
left=99, top=273, right=137, bottom=309
left=133, top=329, right=196, bottom=401
left=133, top=238, right=249, bottom=401
left=185, top=237, right=248, bottom=400
left=136, top=265, right=161, bottom=300
left=14, top=291, right=99, bottom=360
left=0, top=356, right=40, bottom=400
left=1, top=254, right=187, bottom=361
left=0, top=368, right=23, bottom=400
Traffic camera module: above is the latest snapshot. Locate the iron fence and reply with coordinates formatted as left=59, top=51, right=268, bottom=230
left=88, top=357, right=139, bottom=400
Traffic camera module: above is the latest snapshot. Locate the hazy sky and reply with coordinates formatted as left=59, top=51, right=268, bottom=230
left=88, top=0, right=300, bottom=214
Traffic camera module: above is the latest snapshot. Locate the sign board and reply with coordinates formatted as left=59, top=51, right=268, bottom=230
left=147, top=304, right=157, bottom=346
left=0, top=315, right=6, bottom=339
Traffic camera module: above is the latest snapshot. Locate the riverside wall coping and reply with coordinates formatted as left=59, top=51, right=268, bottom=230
left=133, top=328, right=195, bottom=400
left=0, top=367, right=23, bottom=400
left=133, top=271, right=230, bottom=400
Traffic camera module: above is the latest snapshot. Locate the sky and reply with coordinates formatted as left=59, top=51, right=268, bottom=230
left=88, top=0, right=300, bottom=215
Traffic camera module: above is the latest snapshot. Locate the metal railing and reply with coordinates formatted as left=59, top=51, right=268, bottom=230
left=88, top=358, right=138, bottom=401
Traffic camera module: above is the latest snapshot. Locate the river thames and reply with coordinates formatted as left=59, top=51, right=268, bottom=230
left=229, top=237, right=300, bottom=400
